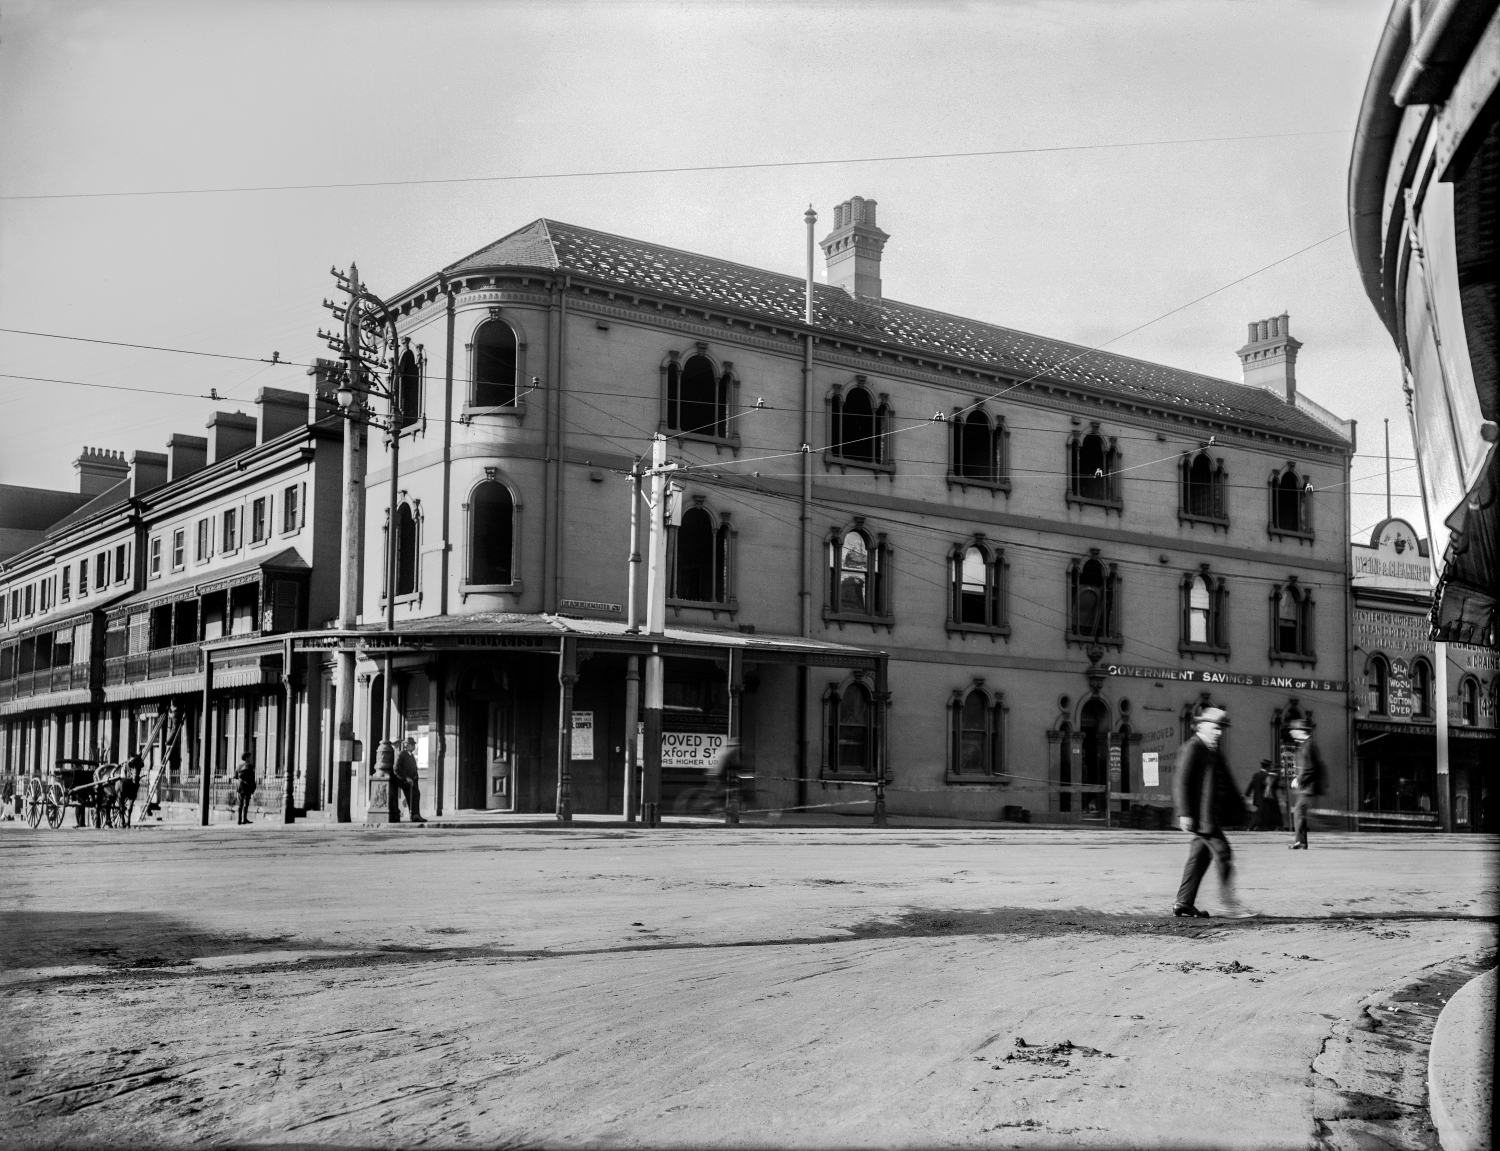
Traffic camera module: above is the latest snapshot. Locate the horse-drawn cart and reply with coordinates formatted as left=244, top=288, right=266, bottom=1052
left=21, top=759, right=142, bottom=829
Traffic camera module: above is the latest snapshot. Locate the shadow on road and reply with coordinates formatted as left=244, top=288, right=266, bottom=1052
left=0, top=911, right=322, bottom=971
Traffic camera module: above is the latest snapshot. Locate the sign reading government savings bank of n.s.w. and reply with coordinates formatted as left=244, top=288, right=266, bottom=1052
left=1105, top=664, right=1346, bottom=692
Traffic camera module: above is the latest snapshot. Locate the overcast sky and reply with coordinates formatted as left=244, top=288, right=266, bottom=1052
left=0, top=0, right=1416, bottom=540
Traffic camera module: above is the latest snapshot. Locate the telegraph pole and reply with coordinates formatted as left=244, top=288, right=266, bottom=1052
left=641, top=434, right=675, bottom=827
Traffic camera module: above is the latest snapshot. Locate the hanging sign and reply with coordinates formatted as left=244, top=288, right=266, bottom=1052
left=662, top=731, right=726, bottom=768
left=570, top=711, right=594, bottom=761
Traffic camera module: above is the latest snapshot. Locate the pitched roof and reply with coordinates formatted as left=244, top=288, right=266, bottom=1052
left=442, top=218, right=1347, bottom=444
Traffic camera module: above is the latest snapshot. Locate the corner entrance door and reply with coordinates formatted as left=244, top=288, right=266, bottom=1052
left=458, top=667, right=514, bottom=811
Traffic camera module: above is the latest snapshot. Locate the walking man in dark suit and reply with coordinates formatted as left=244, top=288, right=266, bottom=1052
left=1287, top=719, right=1325, bottom=849
left=1172, top=707, right=1254, bottom=918
left=1245, top=761, right=1271, bottom=830
left=394, top=736, right=426, bottom=824
left=233, top=751, right=256, bottom=825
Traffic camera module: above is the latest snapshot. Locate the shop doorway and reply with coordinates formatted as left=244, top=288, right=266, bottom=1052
left=458, top=666, right=514, bottom=811
left=1079, top=698, right=1109, bottom=817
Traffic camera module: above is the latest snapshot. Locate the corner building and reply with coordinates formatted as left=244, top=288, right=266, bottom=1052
left=331, top=199, right=1357, bottom=825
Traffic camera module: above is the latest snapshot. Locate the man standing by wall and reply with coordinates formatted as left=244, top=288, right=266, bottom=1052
left=394, top=735, right=425, bottom=824
left=1287, top=719, right=1325, bottom=849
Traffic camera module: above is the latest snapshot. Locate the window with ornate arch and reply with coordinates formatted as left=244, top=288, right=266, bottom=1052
left=1180, top=566, right=1229, bottom=656
left=668, top=499, right=734, bottom=612
left=1460, top=676, right=1479, bottom=725
left=1367, top=654, right=1390, bottom=715
left=825, top=522, right=892, bottom=628
left=465, top=477, right=517, bottom=589
left=385, top=499, right=421, bottom=602
left=395, top=345, right=423, bottom=430
left=1180, top=450, right=1227, bottom=526
left=948, top=682, right=1006, bottom=781
left=1269, top=578, right=1315, bottom=663
left=471, top=316, right=522, bottom=409
left=827, top=379, right=893, bottom=474
left=1067, top=423, right=1121, bottom=509
left=1411, top=658, right=1434, bottom=719
left=823, top=676, right=880, bottom=776
left=947, top=538, right=1008, bottom=638
left=1268, top=463, right=1313, bottom=539
left=948, top=407, right=1008, bottom=491
left=1066, top=551, right=1121, bottom=646
left=663, top=347, right=735, bottom=442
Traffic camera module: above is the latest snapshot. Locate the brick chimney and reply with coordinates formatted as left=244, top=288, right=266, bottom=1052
left=819, top=196, right=890, bottom=300
left=257, top=386, right=308, bottom=444
left=129, top=451, right=169, bottom=497
left=206, top=411, right=257, bottom=464
left=165, top=434, right=208, bottom=482
left=1237, top=313, right=1301, bottom=403
left=73, top=447, right=129, bottom=496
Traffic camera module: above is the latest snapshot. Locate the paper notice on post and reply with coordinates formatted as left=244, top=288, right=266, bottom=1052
left=1142, top=752, right=1159, bottom=788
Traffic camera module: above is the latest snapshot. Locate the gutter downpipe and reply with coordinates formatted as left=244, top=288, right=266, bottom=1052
left=553, top=278, right=569, bottom=614
left=438, top=275, right=455, bottom=815
left=798, top=206, right=816, bottom=815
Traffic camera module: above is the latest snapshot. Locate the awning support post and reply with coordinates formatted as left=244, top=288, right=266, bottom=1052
left=556, top=635, right=576, bottom=822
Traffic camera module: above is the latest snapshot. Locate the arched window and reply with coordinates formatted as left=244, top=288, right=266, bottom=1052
left=1368, top=655, right=1389, bottom=715
left=1412, top=658, right=1433, bottom=718
left=394, top=503, right=417, bottom=597
left=669, top=505, right=732, bottom=605
left=826, top=526, right=889, bottom=622
left=1271, top=580, right=1313, bottom=659
left=949, top=686, right=1005, bottom=778
left=1181, top=452, right=1226, bottom=522
left=473, top=320, right=518, bottom=408
left=830, top=384, right=890, bottom=467
left=1068, top=552, right=1120, bottom=643
left=819, top=678, right=877, bottom=776
left=949, top=541, right=1006, bottom=633
left=1269, top=464, right=1311, bottom=536
left=396, top=349, right=421, bottom=429
left=1067, top=425, right=1120, bottom=506
left=468, top=481, right=514, bottom=586
left=1461, top=677, right=1479, bottom=725
left=1180, top=568, right=1228, bottom=653
left=951, top=409, right=1005, bottom=485
left=666, top=353, right=730, bottom=437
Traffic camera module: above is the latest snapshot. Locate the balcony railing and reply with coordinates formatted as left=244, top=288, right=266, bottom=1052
left=104, top=642, right=202, bottom=687
left=0, top=663, right=91, bottom=703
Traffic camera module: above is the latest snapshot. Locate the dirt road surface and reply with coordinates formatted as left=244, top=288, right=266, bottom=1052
left=2, top=824, right=1495, bottom=1148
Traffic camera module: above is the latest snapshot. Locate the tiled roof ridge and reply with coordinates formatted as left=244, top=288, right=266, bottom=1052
left=440, top=217, right=559, bottom=275
left=540, top=218, right=816, bottom=288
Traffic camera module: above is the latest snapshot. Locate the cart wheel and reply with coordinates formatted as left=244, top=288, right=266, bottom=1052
left=25, top=785, right=44, bottom=829
left=46, top=784, right=67, bottom=830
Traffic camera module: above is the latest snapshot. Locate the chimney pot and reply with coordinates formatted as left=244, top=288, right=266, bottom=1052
left=205, top=411, right=258, bottom=464
left=165, top=433, right=208, bottom=482
left=73, top=446, right=130, bottom=496
left=1237, top=313, right=1302, bottom=403
left=129, top=451, right=169, bottom=497
left=256, top=385, right=309, bottom=444
left=819, top=194, right=890, bottom=300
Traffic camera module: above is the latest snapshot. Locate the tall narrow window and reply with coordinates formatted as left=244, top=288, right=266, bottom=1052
left=1068, top=554, right=1120, bottom=642
left=282, top=485, right=300, bottom=532
left=951, top=409, right=1004, bottom=485
left=394, top=504, right=417, bottom=597
left=1189, top=576, right=1210, bottom=642
left=950, top=687, right=1004, bottom=778
left=833, top=387, right=880, bottom=462
left=1067, top=425, right=1120, bottom=506
left=95, top=552, right=108, bottom=587
left=949, top=542, right=1006, bottom=633
left=222, top=509, right=238, bottom=553
left=1271, top=581, right=1313, bottom=660
left=473, top=320, right=518, bottom=407
left=1181, top=568, right=1228, bottom=653
left=1270, top=465, right=1311, bottom=535
left=1368, top=655, right=1390, bottom=715
left=1182, top=452, right=1226, bottom=521
left=666, top=354, right=728, bottom=438
left=78, top=559, right=88, bottom=597
left=61, top=566, right=71, bottom=601
left=468, top=481, right=514, bottom=585
left=396, top=349, right=421, bottom=429
left=838, top=531, right=868, bottom=612
left=172, top=529, right=185, bottom=570
left=114, top=543, right=127, bottom=582
left=669, top=505, right=731, bottom=605
left=251, top=498, right=267, bottom=544
left=1412, top=659, right=1433, bottom=718
left=150, top=537, right=163, bottom=578
left=195, top=521, right=209, bottom=563
left=1461, top=677, right=1478, bottom=725
left=826, top=526, right=890, bottom=623
left=827, top=681, right=874, bottom=774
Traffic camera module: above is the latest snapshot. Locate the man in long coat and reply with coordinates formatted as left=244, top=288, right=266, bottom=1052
left=1172, top=707, right=1253, bottom=918
left=1287, top=719, right=1325, bottom=849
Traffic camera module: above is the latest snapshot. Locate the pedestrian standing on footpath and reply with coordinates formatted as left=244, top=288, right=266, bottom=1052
left=1171, top=707, right=1255, bottom=919
left=1287, top=719, right=1325, bottom=849
left=1245, top=761, right=1271, bottom=830
left=233, top=751, right=256, bottom=825
left=394, top=736, right=426, bottom=823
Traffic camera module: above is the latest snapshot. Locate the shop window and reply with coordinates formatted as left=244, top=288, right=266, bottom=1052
left=1461, top=676, right=1479, bottom=725
left=1067, top=424, right=1121, bottom=508
left=825, top=679, right=876, bottom=775
left=829, top=381, right=892, bottom=470
left=1180, top=451, right=1227, bottom=524
left=1368, top=655, right=1390, bottom=715
left=472, top=319, right=519, bottom=408
left=1067, top=551, right=1121, bottom=645
left=1269, top=463, right=1313, bottom=538
left=669, top=503, right=732, bottom=606
left=825, top=524, right=891, bottom=626
left=948, top=685, right=1005, bottom=779
left=665, top=352, right=731, bottom=439
left=1180, top=567, right=1229, bottom=655
left=1270, top=579, right=1315, bottom=662
left=396, top=348, right=422, bottom=429
left=948, top=540, right=1008, bottom=636
left=949, top=408, right=1008, bottom=489
left=1411, top=658, right=1433, bottom=718
left=467, top=480, right=514, bottom=586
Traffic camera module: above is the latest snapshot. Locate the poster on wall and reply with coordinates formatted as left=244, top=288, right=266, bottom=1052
left=1141, top=752, right=1159, bottom=788
left=662, top=731, right=727, bottom=769
left=570, top=711, right=594, bottom=761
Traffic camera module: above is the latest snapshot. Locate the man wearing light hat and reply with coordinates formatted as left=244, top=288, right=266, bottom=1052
left=1286, top=718, right=1325, bottom=849
left=1171, top=706, right=1254, bottom=918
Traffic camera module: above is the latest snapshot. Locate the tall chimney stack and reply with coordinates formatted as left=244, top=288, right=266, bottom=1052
left=165, top=434, right=208, bottom=482
left=819, top=196, right=890, bottom=300
left=206, top=411, right=257, bottom=464
left=73, top=447, right=129, bottom=496
left=1236, top=312, right=1301, bottom=403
